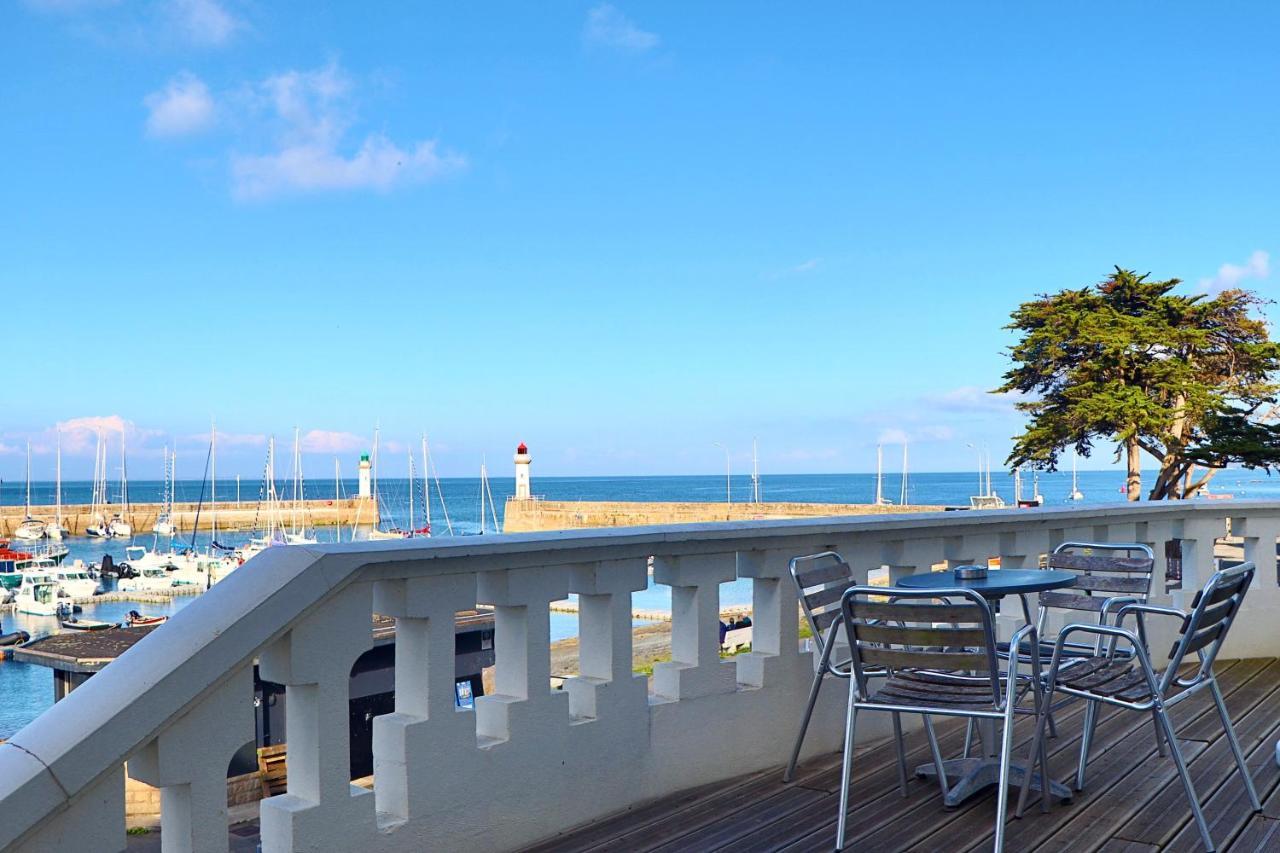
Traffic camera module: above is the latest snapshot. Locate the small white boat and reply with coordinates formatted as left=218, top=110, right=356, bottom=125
left=15, top=573, right=60, bottom=616
left=118, top=567, right=178, bottom=593
left=108, top=515, right=133, bottom=538
left=60, top=617, right=116, bottom=632
left=54, top=566, right=98, bottom=598
left=14, top=445, right=47, bottom=541
left=13, top=519, right=46, bottom=541
left=85, top=517, right=111, bottom=538
left=126, top=610, right=168, bottom=627
left=152, top=519, right=176, bottom=536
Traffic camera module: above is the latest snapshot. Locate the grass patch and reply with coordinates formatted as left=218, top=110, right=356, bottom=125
left=126, top=827, right=151, bottom=836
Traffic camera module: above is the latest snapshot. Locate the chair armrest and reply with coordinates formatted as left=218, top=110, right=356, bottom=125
left=1115, top=602, right=1185, bottom=622
left=1045, top=622, right=1144, bottom=680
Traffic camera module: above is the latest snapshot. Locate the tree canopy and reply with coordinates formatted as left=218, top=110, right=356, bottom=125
left=997, top=267, right=1280, bottom=500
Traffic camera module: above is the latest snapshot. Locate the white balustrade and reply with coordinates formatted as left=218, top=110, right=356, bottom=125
left=1, top=502, right=1279, bottom=852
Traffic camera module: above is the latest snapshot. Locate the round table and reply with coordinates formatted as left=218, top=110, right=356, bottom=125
left=891, top=567, right=1078, bottom=807
left=894, top=567, right=1078, bottom=598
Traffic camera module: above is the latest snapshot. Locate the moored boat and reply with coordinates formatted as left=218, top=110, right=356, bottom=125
left=125, top=610, right=168, bottom=627
left=59, top=618, right=117, bottom=632
left=0, top=630, right=30, bottom=646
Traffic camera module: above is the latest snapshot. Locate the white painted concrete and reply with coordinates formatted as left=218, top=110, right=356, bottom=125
left=0, top=501, right=1276, bottom=852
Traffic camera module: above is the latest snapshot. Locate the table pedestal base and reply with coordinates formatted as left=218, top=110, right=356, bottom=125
left=915, top=758, right=1074, bottom=807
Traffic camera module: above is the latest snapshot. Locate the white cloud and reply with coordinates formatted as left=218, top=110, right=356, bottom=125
left=0, top=442, right=18, bottom=455
left=167, top=0, right=239, bottom=46
left=232, top=136, right=464, bottom=200
left=24, top=0, right=242, bottom=47
left=927, top=386, right=1027, bottom=415
left=144, top=72, right=214, bottom=137
left=583, top=4, right=658, bottom=54
left=792, top=258, right=820, bottom=274
left=878, top=428, right=909, bottom=445
left=877, top=425, right=955, bottom=445
left=299, top=430, right=367, bottom=454
left=50, top=415, right=164, bottom=455
left=187, top=431, right=265, bottom=448
left=227, top=63, right=466, bottom=200
left=1199, top=250, right=1270, bottom=295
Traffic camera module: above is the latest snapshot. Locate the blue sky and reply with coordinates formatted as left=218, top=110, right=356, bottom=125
left=3, top=2, right=1278, bottom=480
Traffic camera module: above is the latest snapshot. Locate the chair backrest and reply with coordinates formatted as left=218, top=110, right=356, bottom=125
left=839, top=586, right=1003, bottom=706
left=1164, top=561, right=1255, bottom=691
left=789, top=552, right=857, bottom=657
left=1041, top=542, right=1155, bottom=628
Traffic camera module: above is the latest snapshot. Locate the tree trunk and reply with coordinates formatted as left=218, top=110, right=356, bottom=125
left=1126, top=436, right=1142, bottom=501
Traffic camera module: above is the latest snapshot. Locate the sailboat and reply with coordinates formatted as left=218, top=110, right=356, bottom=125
left=1067, top=450, right=1085, bottom=501
left=13, top=442, right=47, bottom=541
left=107, top=431, right=132, bottom=537
left=365, top=426, right=408, bottom=541
left=873, top=444, right=893, bottom=506
left=285, top=427, right=317, bottom=545
left=47, top=431, right=68, bottom=540
left=423, top=433, right=452, bottom=536
left=968, top=445, right=1007, bottom=510
left=477, top=457, right=500, bottom=535
left=899, top=441, right=910, bottom=505
left=153, top=446, right=176, bottom=536
left=85, top=431, right=110, bottom=538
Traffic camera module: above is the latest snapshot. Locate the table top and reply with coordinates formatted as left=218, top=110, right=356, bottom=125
left=893, top=568, right=1077, bottom=598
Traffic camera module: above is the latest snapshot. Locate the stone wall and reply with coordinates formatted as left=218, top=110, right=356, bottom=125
left=503, top=498, right=951, bottom=533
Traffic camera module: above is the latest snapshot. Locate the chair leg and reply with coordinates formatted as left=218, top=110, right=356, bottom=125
left=835, top=683, right=859, bottom=851
left=1075, top=699, right=1098, bottom=792
left=994, top=707, right=1017, bottom=853
left=891, top=712, right=908, bottom=796
left=1151, top=709, right=1167, bottom=756
left=1156, top=704, right=1213, bottom=851
left=922, top=714, right=949, bottom=800
left=783, top=669, right=825, bottom=783
left=962, top=717, right=974, bottom=758
left=1210, top=679, right=1262, bottom=812
left=1016, top=692, right=1053, bottom=818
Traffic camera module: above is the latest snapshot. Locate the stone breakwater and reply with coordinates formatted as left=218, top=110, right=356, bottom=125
left=0, top=497, right=377, bottom=537
left=503, top=498, right=951, bottom=533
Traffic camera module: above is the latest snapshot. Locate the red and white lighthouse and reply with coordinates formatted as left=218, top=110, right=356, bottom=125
left=514, top=442, right=532, bottom=500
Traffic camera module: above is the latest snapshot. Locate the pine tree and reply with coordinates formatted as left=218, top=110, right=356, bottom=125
left=997, top=267, right=1280, bottom=500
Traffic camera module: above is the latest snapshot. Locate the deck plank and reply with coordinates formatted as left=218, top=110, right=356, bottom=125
left=536, top=658, right=1280, bottom=853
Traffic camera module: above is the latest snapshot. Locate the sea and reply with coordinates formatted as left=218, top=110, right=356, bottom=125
left=1, top=468, right=1275, bottom=737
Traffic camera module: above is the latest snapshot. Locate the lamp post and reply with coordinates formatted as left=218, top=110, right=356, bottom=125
left=712, top=443, right=731, bottom=506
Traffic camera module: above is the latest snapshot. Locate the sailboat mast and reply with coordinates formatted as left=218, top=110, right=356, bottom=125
left=900, top=442, right=909, bottom=505
left=55, top=431, right=62, bottom=527
left=751, top=438, right=760, bottom=504
left=875, top=444, right=883, bottom=505
left=478, top=459, right=486, bottom=534
left=25, top=441, right=31, bottom=517
left=120, top=429, right=129, bottom=516
left=211, top=422, right=218, bottom=544
left=421, top=435, right=431, bottom=530
left=408, top=449, right=415, bottom=533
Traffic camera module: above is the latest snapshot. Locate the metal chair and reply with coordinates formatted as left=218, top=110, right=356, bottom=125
left=977, top=542, right=1155, bottom=758
left=835, top=586, right=1045, bottom=852
left=783, top=553, right=922, bottom=794
left=1017, top=561, right=1262, bottom=851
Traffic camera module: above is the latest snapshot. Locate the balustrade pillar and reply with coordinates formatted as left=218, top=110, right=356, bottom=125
left=475, top=566, right=570, bottom=743
left=258, top=585, right=375, bottom=852
left=371, top=572, right=478, bottom=824
left=652, top=553, right=737, bottom=701
left=565, top=559, right=649, bottom=719
left=127, top=665, right=254, bottom=853
left=735, top=549, right=807, bottom=688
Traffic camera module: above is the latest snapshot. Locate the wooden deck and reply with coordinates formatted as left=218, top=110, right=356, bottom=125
left=530, top=658, right=1280, bottom=852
